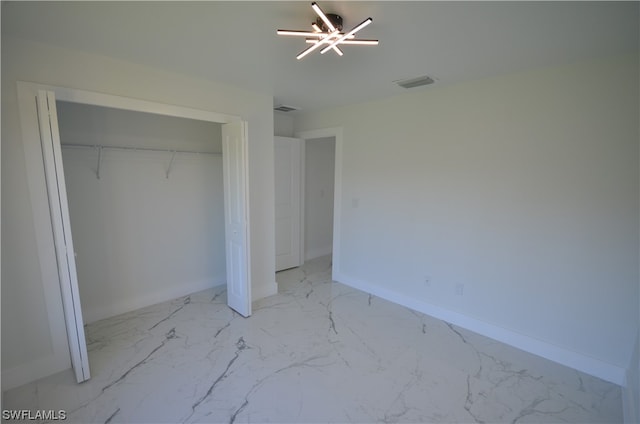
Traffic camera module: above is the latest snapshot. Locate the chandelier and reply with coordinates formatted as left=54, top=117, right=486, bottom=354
left=277, top=2, right=379, bottom=60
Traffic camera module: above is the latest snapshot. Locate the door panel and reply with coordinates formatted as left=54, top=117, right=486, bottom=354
left=222, top=121, right=251, bottom=317
left=36, top=90, right=91, bottom=383
left=274, top=137, right=302, bottom=271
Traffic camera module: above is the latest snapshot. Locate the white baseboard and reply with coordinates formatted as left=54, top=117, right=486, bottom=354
left=334, top=271, right=626, bottom=386
left=83, top=276, right=226, bottom=324
left=2, top=352, right=70, bottom=392
left=305, top=246, right=332, bottom=261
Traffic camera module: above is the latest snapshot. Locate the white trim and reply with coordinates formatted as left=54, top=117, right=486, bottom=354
left=83, top=277, right=226, bottom=325
left=335, top=270, right=626, bottom=386
left=294, top=127, right=343, bottom=282
left=44, top=83, right=238, bottom=124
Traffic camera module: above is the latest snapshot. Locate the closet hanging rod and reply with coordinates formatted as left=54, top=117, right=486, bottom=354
left=61, top=143, right=221, bottom=156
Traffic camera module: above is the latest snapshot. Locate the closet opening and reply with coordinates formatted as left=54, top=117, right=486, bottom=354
left=17, top=82, right=251, bottom=383
left=56, top=102, right=226, bottom=324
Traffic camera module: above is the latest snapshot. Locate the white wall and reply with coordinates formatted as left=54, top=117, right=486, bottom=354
left=274, top=112, right=295, bottom=137
left=57, top=101, right=223, bottom=153
left=58, top=103, right=225, bottom=323
left=295, top=54, right=639, bottom=384
left=305, top=137, right=335, bottom=260
left=1, top=37, right=276, bottom=389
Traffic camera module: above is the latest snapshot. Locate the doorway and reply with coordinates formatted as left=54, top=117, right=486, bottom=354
left=303, top=137, right=336, bottom=262
left=295, top=127, right=343, bottom=280
left=274, top=127, right=343, bottom=283
left=273, top=136, right=335, bottom=274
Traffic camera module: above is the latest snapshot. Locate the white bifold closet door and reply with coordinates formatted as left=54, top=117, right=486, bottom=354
left=222, top=121, right=252, bottom=317
left=36, top=90, right=90, bottom=383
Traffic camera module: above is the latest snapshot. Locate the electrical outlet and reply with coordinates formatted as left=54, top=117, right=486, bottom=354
left=455, top=283, right=464, bottom=296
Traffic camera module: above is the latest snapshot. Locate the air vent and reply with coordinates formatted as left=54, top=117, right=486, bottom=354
left=395, top=75, right=435, bottom=89
left=274, top=104, right=299, bottom=112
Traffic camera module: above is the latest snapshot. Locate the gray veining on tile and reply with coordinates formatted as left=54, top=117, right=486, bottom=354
left=3, top=256, right=622, bottom=423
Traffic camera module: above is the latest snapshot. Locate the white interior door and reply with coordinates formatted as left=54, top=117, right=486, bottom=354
left=222, top=121, right=252, bottom=317
left=274, top=137, right=303, bottom=271
left=36, top=90, right=90, bottom=383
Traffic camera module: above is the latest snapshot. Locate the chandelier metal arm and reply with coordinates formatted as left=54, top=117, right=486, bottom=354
left=311, top=2, right=336, bottom=32
left=321, top=17, right=373, bottom=54
left=296, top=29, right=340, bottom=60
left=309, top=3, right=344, bottom=56
left=306, top=39, right=378, bottom=46
left=277, top=30, right=325, bottom=37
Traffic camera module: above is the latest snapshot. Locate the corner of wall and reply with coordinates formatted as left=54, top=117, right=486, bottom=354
left=623, top=329, right=640, bottom=423
left=83, top=277, right=226, bottom=324
left=1, top=353, right=70, bottom=392
left=274, top=112, right=295, bottom=137
left=252, top=281, right=278, bottom=303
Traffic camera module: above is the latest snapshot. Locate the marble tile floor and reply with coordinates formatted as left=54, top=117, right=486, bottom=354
left=3, top=256, right=622, bottom=423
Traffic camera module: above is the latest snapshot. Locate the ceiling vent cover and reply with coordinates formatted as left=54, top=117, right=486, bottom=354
left=396, top=75, right=435, bottom=89
left=274, top=104, right=299, bottom=112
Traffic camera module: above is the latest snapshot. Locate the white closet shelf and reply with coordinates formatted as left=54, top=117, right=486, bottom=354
left=61, top=143, right=221, bottom=179
left=61, top=143, right=221, bottom=155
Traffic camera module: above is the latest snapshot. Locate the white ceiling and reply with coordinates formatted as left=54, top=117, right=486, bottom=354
left=3, top=1, right=638, bottom=113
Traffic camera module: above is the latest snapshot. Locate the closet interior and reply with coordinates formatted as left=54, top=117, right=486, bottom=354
left=57, top=101, right=226, bottom=324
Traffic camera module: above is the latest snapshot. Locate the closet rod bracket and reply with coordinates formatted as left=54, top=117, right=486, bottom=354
left=166, top=151, right=177, bottom=179
left=96, top=146, right=103, bottom=180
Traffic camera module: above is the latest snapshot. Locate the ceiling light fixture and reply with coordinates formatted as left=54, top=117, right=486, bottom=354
left=277, top=2, right=378, bottom=60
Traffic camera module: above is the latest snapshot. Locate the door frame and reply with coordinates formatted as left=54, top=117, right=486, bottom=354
left=16, top=81, right=251, bottom=383
left=294, top=127, right=343, bottom=279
